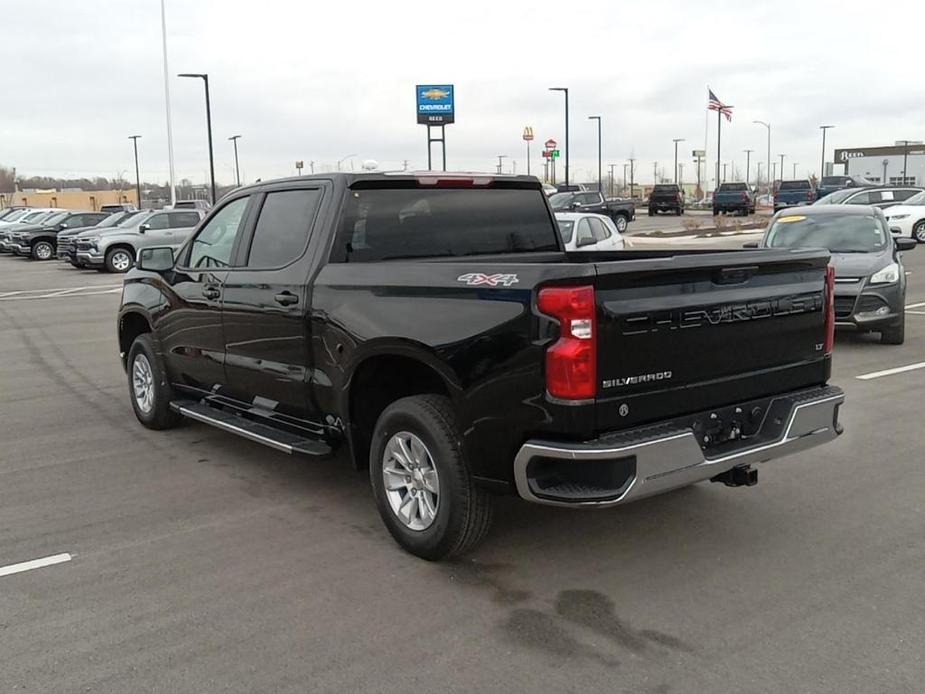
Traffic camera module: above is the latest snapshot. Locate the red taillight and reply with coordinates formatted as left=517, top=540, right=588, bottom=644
left=806, top=190, right=814, bottom=200
left=741, top=192, right=749, bottom=201
left=823, top=265, right=835, bottom=354
left=537, top=285, right=597, bottom=400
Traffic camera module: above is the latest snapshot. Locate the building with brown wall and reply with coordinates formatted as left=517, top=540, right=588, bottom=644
left=0, top=189, right=138, bottom=210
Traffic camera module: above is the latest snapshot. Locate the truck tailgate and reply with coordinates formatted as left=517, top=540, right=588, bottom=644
left=593, top=249, right=830, bottom=432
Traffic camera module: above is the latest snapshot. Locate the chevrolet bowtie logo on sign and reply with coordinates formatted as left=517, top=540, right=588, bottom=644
left=457, top=273, right=519, bottom=287
left=416, top=84, right=455, bottom=125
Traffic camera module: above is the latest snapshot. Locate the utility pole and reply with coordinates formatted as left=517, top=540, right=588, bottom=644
left=779, top=154, right=786, bottom=183
left=672, top=138, right=685, bottom=184
left=128, top=135, right=142, bottom=209
left=549, top=88, right=569, bottom=185
left=754, top=120, right=771, bottom=196
left=589, top=116, right=602, bottom=193
left=744, top=149, right=753, bottom=189
left=722, top=163, right=727, bottom=183
left=622, top=163, right=628, bottom=196
left=757, top=162, right=763, bottom=192
left=898, top=139, right=911, bottom=183
left=228, top=135, right=241, bottom=186
left=819, top=125, right=834, bottom=179
left=629, top=158, right=636, bottom=198
left=496, top=155, right=507, bottom=174
left=653, top=161, right=658, bottom=185
left=608, top=163, right=616, bottom=198
left=793, top=162, right=799, bottom=179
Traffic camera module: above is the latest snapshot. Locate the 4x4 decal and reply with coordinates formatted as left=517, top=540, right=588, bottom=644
left=456, top=273, right=519, bottom=287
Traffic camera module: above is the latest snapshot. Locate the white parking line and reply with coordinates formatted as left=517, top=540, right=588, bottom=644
left=857, top=362, right=925, bottom=381
left=905, top=301, right=925, bottom=309
left=0, top=285, right=122, bottom=301
left=906, top=310, right=925, bottom=316
left=0, top=552, right=72, bottom=578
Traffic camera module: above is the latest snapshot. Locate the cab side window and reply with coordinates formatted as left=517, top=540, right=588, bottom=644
left=185, top=197, right=249, bottom=269
left=146, top=213, right=170, bottom=230
left=168, top=211, right=202, bottom=228
left=246, top=189, right=322, bottom=268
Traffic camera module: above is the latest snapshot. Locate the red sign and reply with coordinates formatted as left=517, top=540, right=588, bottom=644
left=545, top=139, right=557, bottom=149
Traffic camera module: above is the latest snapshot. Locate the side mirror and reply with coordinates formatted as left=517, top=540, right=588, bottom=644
left=139, top=223, right=150, bottom=233
left=576, top=236, right=596, bottom=248
left=742, top=241, right=760, bottom=249
left=58, top=223, right=68, bottom=230
left=137, top=246, right=174, bottom=272
left=570, top=202, right=582, bottom=210
left=895, top=237, right=917, bottom=252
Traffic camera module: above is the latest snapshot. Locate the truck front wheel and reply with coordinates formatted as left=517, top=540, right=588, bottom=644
left=613, top=214, right=628, bottom=232
left=370, top=394, right=493, bottom=560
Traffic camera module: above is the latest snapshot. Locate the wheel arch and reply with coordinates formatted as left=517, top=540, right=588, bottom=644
left=118, top=310, right=153, bottom=368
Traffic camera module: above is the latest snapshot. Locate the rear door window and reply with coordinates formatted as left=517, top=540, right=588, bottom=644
left=588, top=217, right=610, bottom=242
left=168, top=212, right=202, bottom=228
left=846, top=191, right=871, bottom=204
left=246, top=189, right=322, bottom=268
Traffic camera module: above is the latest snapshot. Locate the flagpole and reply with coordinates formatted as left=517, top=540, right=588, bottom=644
left=716, top=109, right=722, bottom=190
left=704, top=87, right=710, bottom=198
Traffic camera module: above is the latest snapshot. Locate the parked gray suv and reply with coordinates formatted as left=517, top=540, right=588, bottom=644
left=74, top=209, right=204, bottom=272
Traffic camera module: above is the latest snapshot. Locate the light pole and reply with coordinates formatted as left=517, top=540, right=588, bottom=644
left=722, top=163, right=727, bottom=183
left=757, top=162, right=763, bottom=192
left=753, top=120, right=771, bottom=196
left=898, top=139, right=911, bottom=183
left=779, top=154, right=786, bottom=184
left=496, top=155, right=508, bottom=174
left=882, top=159, right=889, bottom=185
left=549, top=87, right=569, bottom=185
left=792, top=162, right=799, bottom=179
left=819, top=125, right=834, bottom=179
left=744, top=149, right=753, bottom=189
left=337, top=154, right=358, bottom=171
left=588, top=116, right=602, bottom=192
left=629, top=158, right=636, bottom=198
left=159, top=0, right=176, bottom=205
left=228, top=135, right=241, bottom=186
left=128, top=135, right=142, bottom=209
left=622, top=163, right=628, bottom=196
left=672, top=138, right=685, bottom=184
left=178, top=73, right=216, bottom=204
left=608, top=163, right=616, bottom=197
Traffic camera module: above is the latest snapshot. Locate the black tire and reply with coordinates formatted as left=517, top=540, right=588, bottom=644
left=31, top=240, right=55, bottom=261
left=913, top=220, right=925, bottom=243
left=647, top=208, right=654, bottom=216
left=105, top=246, right=135, bottom=273
left=712, top=207, right=719, bottom=216
left=369, top=394, right=493, bottom=560
left=881, top=314, right=905, bottom=345
left=127, top=333, right=181, bottom=429
left=613, top=214, right=628, bottom=232
left=675, top=207, right=683, bottom=216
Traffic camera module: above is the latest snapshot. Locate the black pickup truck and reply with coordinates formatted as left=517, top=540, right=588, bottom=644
left=548, top=190, right=635, bottom=232
left=118, top=172, right=844, bottom=559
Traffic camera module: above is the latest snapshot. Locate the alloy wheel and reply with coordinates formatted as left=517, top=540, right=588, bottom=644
left=132, top=353, right=155, bottom=414
left=382, top=431, right=440, bottom=531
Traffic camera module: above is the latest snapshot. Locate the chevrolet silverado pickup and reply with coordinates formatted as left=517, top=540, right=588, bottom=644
left=118, top=172, right=844, bottom=560
left=713, top=182, right=756, bottom=216
left=548, top=190, right=635, bottom=232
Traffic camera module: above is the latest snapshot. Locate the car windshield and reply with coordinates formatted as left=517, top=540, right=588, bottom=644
left=548, top=193, right=574, bottom=207
left=44, top=212, right=69, bottom=225
left=900, top=191, right=925, bottom=206
left=109, top=210, right=143, bottom=227
left=779, top=180, right=811, bottom=190
left=2, top=209, right=29, bottom=221
left=814, top=189, right=855, bottom=205
left=557, top=219, right=575, bottom=243
left=22, top=211, right=52, bottom=223
left=766, top=213, right=887, bottom=253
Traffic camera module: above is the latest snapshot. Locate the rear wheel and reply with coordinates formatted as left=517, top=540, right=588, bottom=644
left=913, top=220, right=925, bottom=243
left=370, top=394, right=493, bottom=560
left=647, top=208, right=654, bottom=216
left=106, top=246, right=135, bottom=273
left=32, top=241, right=54, bottom=261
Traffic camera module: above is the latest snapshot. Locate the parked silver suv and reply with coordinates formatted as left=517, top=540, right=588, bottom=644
left=74, top=209, right=204, bottom=272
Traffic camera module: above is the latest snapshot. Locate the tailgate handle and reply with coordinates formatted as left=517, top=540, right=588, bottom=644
left=714, top=266, right=759, bottom=285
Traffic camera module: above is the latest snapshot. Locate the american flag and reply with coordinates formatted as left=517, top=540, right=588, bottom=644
left=708, top=89, right=733, bottom=121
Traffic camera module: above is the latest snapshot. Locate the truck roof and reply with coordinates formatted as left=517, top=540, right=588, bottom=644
left=234, top=171, right=543, bottom=194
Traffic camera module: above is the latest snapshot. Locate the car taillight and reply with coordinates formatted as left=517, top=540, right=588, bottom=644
left=677, top=192, right=683, bottom=202
left=741, top=192, right=749, bottom=201
left=537, top=285, right=597, bottom=400
left=823, top=264, right=835, bottom=355
left=806, top=190, right=814, bottom=200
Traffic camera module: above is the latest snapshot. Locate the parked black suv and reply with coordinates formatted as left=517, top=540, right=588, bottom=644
left=118, top=172, right=843, bottom=559
left=648, top=184, right=684, bottom=215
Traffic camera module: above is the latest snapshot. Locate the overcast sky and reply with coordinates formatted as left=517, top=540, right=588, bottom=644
left=4, top=0, right=923, bottom=187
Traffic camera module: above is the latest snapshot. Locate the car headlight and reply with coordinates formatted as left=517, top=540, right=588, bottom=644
left=888, top=214, right=909, bottom=221
left=870, top=263, right=900, bottom=285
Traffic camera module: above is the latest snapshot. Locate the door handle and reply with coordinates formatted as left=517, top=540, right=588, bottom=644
left=203, top=286, right=221, bottom=300
left=274, top=292, right=299, bottom=306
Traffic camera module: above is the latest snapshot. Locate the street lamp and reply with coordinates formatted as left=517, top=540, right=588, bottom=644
left=622, top=163, right=628, bottom=196
left=898, top=139, right=911, bottom=183
left=608, top=163, right=617, bottom=198
left=779, top=154, right=786, bottom=183
left=128, top=135, right=142, bottom=209
left=672, top=138, right=685, bottom=184
left=549, top=87, right=569, bottom=185
left=819, top=125, right=834, bottom=179
left=228, top=135, right=241, bottom=186
left=629, top=158, right=636, bottom=198
left=792, top=162, right=799, bottom=179
left=744, top=149, right=754, bottom=189
left=753, top=120, right=771, bottom=196
left=882, top=159, right=889, bottom=185
left=589, top=116, right=602, bottom=193
left=337, top=154, right=358, bottom=171
left=178, top=73, right=216, bottom=204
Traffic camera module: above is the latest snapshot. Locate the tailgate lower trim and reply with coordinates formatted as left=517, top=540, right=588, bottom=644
left=513, top=386, right=844, bottom=507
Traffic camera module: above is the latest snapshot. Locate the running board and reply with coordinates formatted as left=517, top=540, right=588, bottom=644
left=170, top=400, right=333, bottom=458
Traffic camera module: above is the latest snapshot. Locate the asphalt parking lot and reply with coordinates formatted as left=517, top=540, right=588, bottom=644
left=1, top=247, right=924, bottom=693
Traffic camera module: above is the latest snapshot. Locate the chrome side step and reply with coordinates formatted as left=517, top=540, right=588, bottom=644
left=170, top=400, right=332, bottom=458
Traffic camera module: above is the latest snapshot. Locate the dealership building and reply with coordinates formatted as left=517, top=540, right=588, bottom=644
left=833, top=141, right=924, bottom=186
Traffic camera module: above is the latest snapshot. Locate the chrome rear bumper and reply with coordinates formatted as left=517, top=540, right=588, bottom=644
left=514, top=386, right=844, bottom=508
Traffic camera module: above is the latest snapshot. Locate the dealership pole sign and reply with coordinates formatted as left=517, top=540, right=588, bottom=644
left=417, top=84, right=454, bottom=171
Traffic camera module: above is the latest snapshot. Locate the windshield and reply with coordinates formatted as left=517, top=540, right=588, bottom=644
left=821, top=177, right=848, bottom=187
left=21, top=211, right=51, bottom=224
left=2, top=209, right=29, bottom=221
left=557, top=219, right=575, bottom=243
left=779, top=180, right=811, bottom=190
left=106, top=210, right=143, bottom=227
left=814, top=189, right=855, bottom=205
left=44, top=212, right=69, bottom=225
left=900, top=191, right=925, bottom=206
left=767, top=213, right=887, bottom=252
left=548, top=193, right=574, bottom=207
